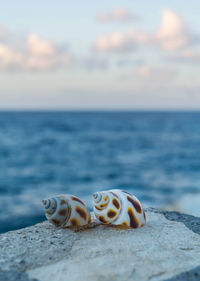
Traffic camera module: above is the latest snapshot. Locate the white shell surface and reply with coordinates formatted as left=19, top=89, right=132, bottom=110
left=92, top=189, right=146, bottom=228
left=42, top=194, right=91, bottom=227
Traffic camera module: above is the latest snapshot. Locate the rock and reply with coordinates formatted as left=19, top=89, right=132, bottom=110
left=163, top=266, right=200, bottom=281
left=0, top=209, right=200, bottom=281
left=0, top=271, right=37, bottom=281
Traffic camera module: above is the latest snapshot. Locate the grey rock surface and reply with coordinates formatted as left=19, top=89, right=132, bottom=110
left=149, top=208, right=200, bottom=235
left=164, top=265, right=200, bottom=281
left=0, top=209, right=200, bottom=281
left=0, top=271, right=37, bottom=281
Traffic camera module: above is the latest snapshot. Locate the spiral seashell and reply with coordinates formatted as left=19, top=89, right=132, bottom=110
left=92, top=189, right=146, bottom=228
left=42, top=194, right=91, bottom=228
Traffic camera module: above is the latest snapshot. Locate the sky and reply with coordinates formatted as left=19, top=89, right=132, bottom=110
left=0, top=0, right=200, bottom=110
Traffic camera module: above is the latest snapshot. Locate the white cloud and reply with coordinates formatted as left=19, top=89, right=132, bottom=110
left=155, top=9, right=188, bottom=50
left=93, top=32, right=135, bottom=52
left=27, top=33, right=56, bottom=56
left=94, top=9, right=190, bottom=53
left=0, top=31, right=73, bottom=71
left=25, top=33, right=72, bottom=70
left=97, top=7, right=136, bottom=23
left=0, top=44, right=23, bottom=70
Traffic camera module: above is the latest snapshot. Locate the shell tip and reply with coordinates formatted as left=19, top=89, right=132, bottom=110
left=42, top=199, right=49, bottom=209
left=92, top=193, right=98, bottom=199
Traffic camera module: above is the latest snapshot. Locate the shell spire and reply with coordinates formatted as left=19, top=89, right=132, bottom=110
left=42, top=198, right=57, bottom=216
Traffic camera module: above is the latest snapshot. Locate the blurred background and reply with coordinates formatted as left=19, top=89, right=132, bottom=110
left=0, top=1, right=200, bottom=233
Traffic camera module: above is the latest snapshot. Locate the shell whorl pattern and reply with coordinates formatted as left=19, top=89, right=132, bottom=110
left=92, top=192, right=102, bottom=203
left=42, top=194, right=91, bottom=228
left=42, top=199, right=50, bottom=209
left=92, top=191, right=110, bottom=212
left=92, top=189, right=146, bottom=228
left=42, top=198, right=57, bottom=216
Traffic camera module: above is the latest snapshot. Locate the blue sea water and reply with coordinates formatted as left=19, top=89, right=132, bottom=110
left=0, top=111, right=200, bottom=233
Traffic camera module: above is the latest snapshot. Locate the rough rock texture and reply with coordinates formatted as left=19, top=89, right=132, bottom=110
left=0, top=209, right=200, bottom=281
left=164, top=266, right=200, bottom=281
left=149, top=208, right=200, bottom=235
left=0, top=271, right=37, bottom=281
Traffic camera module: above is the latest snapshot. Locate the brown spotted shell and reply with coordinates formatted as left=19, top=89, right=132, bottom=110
left=92, top=189, right=146, bottom=228
left=42, top=194, right=91, bottom=227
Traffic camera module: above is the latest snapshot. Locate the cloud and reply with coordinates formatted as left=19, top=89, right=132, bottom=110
left=93, top=32, right=135, bottom=52
left=0, top=30, right=73, bottom=71
left=25, top=33, right=72, bottom=70
left=27, top=34, right=56, bottom=57
left=94, top=9, right=190, bottom=53
left=155, top=9, right=188, bottom=50
left=97, top=7, right=136, bottom=23
left=0, top=44, right=23, bottom=70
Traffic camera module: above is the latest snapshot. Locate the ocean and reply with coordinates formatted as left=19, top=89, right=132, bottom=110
left=0, top=111, right=200, bottom=233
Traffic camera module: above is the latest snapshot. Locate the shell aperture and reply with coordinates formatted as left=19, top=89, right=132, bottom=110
left=92, top=189, right=146, bottom=228
left=42, top=194, right=91, bottom=228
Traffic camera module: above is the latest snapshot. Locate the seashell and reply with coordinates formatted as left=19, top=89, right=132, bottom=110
left=92, top=189, right=146, bottom=228
left=42, top=194, right=91, bottom=228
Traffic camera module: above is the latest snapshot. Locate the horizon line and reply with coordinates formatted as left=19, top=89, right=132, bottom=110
left=0, top=108, right=200, bottom=112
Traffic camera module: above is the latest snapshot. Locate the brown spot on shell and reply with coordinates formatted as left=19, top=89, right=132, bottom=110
left=107, top=209, right=117, bottom=218
left=61, top=205, right=71, bottom=227
left=45, top=210, right=51, bottom=215
left=70, top=218, right=80, bottom=226
left=88, top=215, right=91, bottom=224
left=143, top=210, right=146, bottom=221
left=76, top=206, right=87, bottom=220
left=50, top=218, right=61, bottom=226
left=112, top=198, right=120, bottom=209
left=104, top=196, right=108, bottom=201
left=60, top=199, right=67, bottom=206
left=141, top=223, right=144, bottom=227
left=100, top=202, right=108, bottom=208
left=71, top=196, right=85, bottom=206
left=127, top=196, right=142, bottom=214
left=122, top=190, right=133, bottom=196
left=58, top=208, right=67, bottom=217
left=99, top=216, right=107, bottom=224
left=95, top=205, right=102, bottom=211
left=128, top=207, right=139, bottom=228
left=122, top=221, right=128, bottom=226
left=110, top=192, right=119, bottom=198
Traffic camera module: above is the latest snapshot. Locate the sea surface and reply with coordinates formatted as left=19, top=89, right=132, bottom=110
left=0, top=111, right=200, bottom=233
